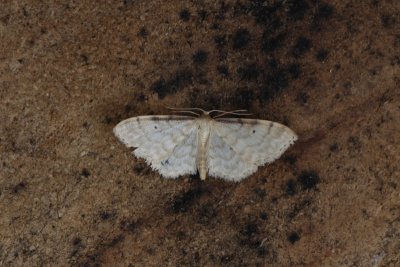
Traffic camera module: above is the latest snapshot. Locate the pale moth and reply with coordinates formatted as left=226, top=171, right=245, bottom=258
left=113, top=108, right=297, bottom=182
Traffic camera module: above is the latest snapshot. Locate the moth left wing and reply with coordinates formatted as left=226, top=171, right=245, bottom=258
left=113, top=115, right=198, bottom=178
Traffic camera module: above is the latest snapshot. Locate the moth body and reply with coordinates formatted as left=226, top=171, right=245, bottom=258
left=195, top=113, right=212, bottom=180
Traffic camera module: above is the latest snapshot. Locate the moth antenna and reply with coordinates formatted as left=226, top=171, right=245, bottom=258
left=212, top=111, right=253, bottom=119
left=165, top=106, right=206, bottom=114
left=171, top=110, right=200, bottom=117
left=231, top=109, right=249, bottom=113
left=209, top=109, right=248, bottom=115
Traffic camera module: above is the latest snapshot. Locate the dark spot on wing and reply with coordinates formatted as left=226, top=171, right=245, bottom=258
left=252, top=130, right=256, bottom=134
left=161, top=159, right=170, bottom=166
left=268, top=122, right=273, bottom=133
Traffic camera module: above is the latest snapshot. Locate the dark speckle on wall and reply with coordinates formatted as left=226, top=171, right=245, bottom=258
left=170, top=187, right=203, bottom=213
left=217, top=65, right=229, bottom=76
left=285, top=179, right=298, bottom=196
left=287, top=0, right=309, bottom=20
left=262, top=33, right=286, bottom=53
left=292, top=37, right=312, bottom=57
left=237, top=63, right=259, bottom=81
left=81, top=168, right=91, bottom=178
left=214, top=34, right=227, bottom=47
left=138, top=27, right=148, bottom=38
left=192, top=49, right=208, bottom=65
left=316, top=49, right=329, bottom=61
left=179, top=9, right=191, bottom=21
left=232, top=28, right=251, bottom=49
left=298, top=171, right=320, bottom=190
left=151, top=70, right=193, bottom=99
left=288, top=231, right=300, bottom=244
left=11, top=182, right=26, bottom=194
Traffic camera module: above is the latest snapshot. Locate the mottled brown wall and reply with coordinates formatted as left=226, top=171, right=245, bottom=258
left=0, top=0, right=399, bottom=266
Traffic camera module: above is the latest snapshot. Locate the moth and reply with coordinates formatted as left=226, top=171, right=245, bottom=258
left=113, top=108, right=297, bottom=182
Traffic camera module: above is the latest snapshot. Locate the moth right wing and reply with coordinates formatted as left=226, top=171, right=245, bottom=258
left=207, top=118, right=297, bottom=181
left=207, top=131, right=258, bottom=181
left=114, top=115, right=198, bottom=178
